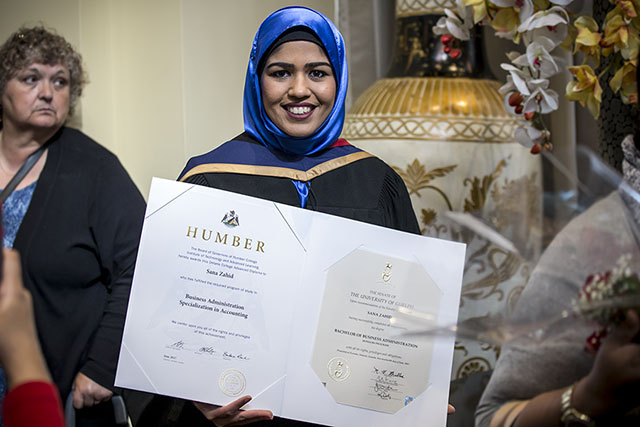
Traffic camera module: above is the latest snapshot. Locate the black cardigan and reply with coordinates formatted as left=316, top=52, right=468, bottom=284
left=12, top=127, right=146, bottom=400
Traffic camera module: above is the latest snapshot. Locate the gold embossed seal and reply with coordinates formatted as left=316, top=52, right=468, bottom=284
left=327, top=357, right=351, bottom=382
left=382, top=263, right=393, bottom=282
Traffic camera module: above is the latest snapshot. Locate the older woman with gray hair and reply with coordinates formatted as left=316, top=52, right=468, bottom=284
left=0, top=26, right=145, bottom=425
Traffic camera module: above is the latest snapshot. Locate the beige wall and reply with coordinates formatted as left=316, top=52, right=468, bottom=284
left=0, top=0, right=334, bottom=197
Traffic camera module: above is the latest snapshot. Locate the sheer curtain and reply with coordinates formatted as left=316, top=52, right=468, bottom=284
left=336, top=2, right=592, bottom=425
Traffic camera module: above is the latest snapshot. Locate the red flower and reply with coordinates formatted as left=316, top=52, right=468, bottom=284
left=584, top=328, right=607, bottom=354
left=449, top=48, right=462, bottom=59
left=441, top=34, right=454, bottom=45
left=508, top=92, right=524, bottom=107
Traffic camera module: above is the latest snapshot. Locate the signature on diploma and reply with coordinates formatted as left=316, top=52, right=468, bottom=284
left=373, top=381, right=394, bottom=400
left=223, top=351, right=250, bottom=361
left=168, top=340, right=185, bottom=350
left=373, top=366, right=404, bottom=378
left=196, top=346, right=217, bottom=355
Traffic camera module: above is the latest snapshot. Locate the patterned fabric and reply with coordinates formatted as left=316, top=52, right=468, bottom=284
left=2, top=181, right=37, bottom=248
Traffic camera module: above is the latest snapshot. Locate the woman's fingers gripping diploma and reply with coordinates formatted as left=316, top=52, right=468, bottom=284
left=194, top=395, right=274, bottom=426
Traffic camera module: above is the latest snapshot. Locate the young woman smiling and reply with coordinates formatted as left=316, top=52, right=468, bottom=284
left=260, top=39, right=336, bottom=139
left=179, top=7, right=418, bottom=233
left=164, top=6, right=420, bottom=427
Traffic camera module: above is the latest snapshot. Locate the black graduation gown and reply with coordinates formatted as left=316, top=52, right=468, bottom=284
left=131, top=133, right=419, bottom=427
left=180, top=133, right=419, bottom=234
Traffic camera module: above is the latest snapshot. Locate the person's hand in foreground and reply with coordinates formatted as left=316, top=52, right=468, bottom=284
left=194, top=395, right=273, bottom=426
left=195, top=395, right=452, bottom=424
left=72, top=372, right=113, bottom=409
left=572, top=309, right=640, bottom=418
left=0, top=248, right=64, bottom=427
left=0, top=249, right=50, bottom=388
left=512, top=309, right=640, bottom=426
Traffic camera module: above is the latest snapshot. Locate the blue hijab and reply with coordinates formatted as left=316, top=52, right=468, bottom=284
left=243, top=6, right=348, bottom=156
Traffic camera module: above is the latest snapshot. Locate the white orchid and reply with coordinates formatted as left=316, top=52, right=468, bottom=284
left=506, top=51, right=522, bottom=62
left=433, top=16, right=449, bottom=36
left=499, top=74, right=517, bottom=96
left=445, top=9, right=472, bottom=40
left=515, top=122, right=552, bottom=153
left=518, top=6, right=568, bottom=33
left=500, top=73, right=526, bottom=117
left=494, top=28, right=518, bottom=40
left=523, top=79, right=559, bottom=114
left=510, top=36, right=561, bottom=78
left=518, top=6, right=569, bottom=47
left=433, top=0, right=474, bottom=40
left=429, top=0, right=634, bottom=155
left=514, top=124, right=544, bottom=148
left=502, top=86, right=525, bottom=117
left=500, top=63, right=533, bottom=95
left=500, top=71, right=559, bottom=118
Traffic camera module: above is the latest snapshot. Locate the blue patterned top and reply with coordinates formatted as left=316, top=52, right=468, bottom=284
left=2, top=181, right=37, bottom=248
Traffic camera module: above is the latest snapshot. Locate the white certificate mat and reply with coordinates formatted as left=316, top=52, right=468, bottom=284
left=310, top=248, right=440, bottom=414
left=116, top=178, right=466, bottom=426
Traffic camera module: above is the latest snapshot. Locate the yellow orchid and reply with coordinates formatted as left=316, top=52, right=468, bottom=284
left=623, top=31, right=640, bottom=62
left=566, top=65, right=603, bottom=119
left=616, top=0, right=640, bottom=20
left=601, top=9, right=640, bottom=60
left=532, top=0, right=550, bottom=8
left=610, top=60, right=638, bottom=104
left=602, top=12, right=628, bottom=48
left=434, top=1, right=640, bottom=153
left=463, top=0, right=488, bottom=24
left=492, top=8, right=519, bottom=35
left=573, top=16, right=602, bottom=67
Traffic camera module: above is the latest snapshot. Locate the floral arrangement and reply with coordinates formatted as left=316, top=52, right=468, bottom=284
left=434, top=0, right=639, bottom=154
left=573, top=254, right=640, bottom=353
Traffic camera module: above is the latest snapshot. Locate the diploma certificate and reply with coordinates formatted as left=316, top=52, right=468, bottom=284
left=116, top=178, right=465, bottom=426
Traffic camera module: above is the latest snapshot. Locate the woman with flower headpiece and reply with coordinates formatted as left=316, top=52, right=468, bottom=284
left=474, top=71, right=640, bottom=427
left=133, top=6, right=419, bottom=427
left=0, top=26, right=145, bottom=425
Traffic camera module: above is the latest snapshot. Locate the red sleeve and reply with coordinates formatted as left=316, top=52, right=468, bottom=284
left=3, top=381, right=64, bottom=427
